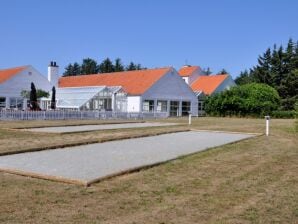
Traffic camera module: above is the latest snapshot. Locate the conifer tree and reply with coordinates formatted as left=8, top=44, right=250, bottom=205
left=218, top=69, right=228, bottom=74
left=63, top=63, right=74, bottom=76
left=72, top=62, right=81, bottom=75
left=114, top=58, right=125, bottom=72
left=51, top=86, right=56, bottom=110
left=235, top=38, right=298, bottom=110
left=81, top=58, right=98, bottom=75
left=30, top=82, right=38, bottom=110
left=98, top=58, right=114, bottom=73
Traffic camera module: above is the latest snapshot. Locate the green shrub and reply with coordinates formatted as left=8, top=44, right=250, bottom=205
left=205, top=83, right=281, bottom=117
left=271, top=110, right=297, bottom=118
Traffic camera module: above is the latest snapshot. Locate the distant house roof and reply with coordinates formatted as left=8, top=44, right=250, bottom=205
left=191, top=74, right=229, bottom=95
left=58, top=67, right=171, bottom=95
left=0, top=66, right=27, bottom=84
left=178, top=66, right=200, bottom=77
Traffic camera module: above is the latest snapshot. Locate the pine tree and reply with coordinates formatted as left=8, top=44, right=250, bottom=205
left=235, top=38, right=298, bottom=109
left=126, top=62, right=137, bottom=71
left=72, top=62, right=81, bottom=75
left=218, top=69, right=228, bottom=74
left=114, top=58, right=125, bottom=72
left=63, top=63, right=74, bottom=76
left=81, top=58, right=98, bottom=75
left=251, top=48, right=272, bottom=84
left=98, top=58, right=115, bottom=73
left=235, top=70, right=251, bottom=85
left=205, top=67, right=212, bottom=75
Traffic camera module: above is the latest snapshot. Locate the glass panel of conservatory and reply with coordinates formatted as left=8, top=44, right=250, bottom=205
left=56, top=86, right=106, bottom=109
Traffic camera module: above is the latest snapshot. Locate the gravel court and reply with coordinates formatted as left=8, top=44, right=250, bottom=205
left=24, top=122, right=178, bottom=133
left=0, top=131, right=256, bottom=185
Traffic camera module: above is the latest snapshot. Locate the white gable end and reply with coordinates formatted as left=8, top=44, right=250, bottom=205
left=0, top=66, right=52, bottom=98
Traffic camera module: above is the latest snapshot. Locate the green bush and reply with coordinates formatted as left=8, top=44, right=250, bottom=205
left=205, top=83, right=281, bottom=117
left=271, top=110, right=297, bottom=118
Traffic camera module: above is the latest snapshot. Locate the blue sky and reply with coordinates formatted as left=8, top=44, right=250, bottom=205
left=0, top=0, right=297, bottom=78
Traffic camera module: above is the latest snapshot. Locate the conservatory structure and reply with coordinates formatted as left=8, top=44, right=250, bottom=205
left=40, top=86, right=127, bottom=111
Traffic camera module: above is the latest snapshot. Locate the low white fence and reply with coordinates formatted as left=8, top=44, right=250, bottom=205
left=0, top=110, right=168, bottom=120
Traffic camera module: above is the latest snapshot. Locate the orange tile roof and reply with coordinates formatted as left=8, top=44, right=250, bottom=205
left=0, top=66, right=27, bottom=84
left=178, top=66, right=200, bottom=77
left=59, top=67, right=171, bottom=95
left=191, top=74, right=228, bottom=95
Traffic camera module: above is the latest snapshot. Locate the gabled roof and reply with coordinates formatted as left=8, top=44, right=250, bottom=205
left=0, top=66, right=27, bottom=84
left=178, top=66, right=200, bottom=77
left=191, top=74, right=229, bottom=95
left=59, top=67, right=171, bottom=95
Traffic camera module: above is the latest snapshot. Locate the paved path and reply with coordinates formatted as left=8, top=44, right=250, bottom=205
left=25, top=122, right=178, bottom=133
left=0, top=131, right=255, bottom=185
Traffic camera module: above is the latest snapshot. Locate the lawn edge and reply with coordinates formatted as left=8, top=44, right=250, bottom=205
left=0, top=128, right=190, bottom=156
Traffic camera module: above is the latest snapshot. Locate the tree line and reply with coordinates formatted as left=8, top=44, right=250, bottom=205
left=235, top=38, right=298, bottom=110
left=63, top=58, right=146, bottom=76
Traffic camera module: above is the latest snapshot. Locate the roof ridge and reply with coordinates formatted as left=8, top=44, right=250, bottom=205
left=0, top=65, right=28, bottom=71
left=61, top=66, right=172, bottom=77
left=59, top=67, right=171, bottom=95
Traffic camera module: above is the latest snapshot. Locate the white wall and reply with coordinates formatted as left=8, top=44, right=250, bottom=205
left=142, top=69, right=198, bottom=116
left=127, top=96, right=141, bottom=112
left=182, top=77, right=189, bottom=84
left=0, top=66, right=52, bottom=98
left=0, top=66, right=53, bottom=109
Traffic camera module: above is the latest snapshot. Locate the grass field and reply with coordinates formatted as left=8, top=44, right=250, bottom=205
left=0, top=117, right=297, bottom=223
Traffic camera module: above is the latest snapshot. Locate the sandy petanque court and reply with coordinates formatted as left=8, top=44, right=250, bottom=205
left=23, top=122, right=179, bottom=133
left=0, top=130, right=256, bottom=186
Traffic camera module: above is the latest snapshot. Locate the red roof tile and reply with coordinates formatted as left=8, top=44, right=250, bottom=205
left=191, top=74, right=228, bottom=95
left=59, top=68, right=171, bottom=95
left=0, top=66, right=27, bottom=84
left=178, top=66, right=200, bottom=77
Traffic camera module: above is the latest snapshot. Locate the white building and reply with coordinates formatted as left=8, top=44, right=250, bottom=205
left=58, top=67, right=198, bottom=116
left=0, top=65, right=53, bottom=109
left=1, top=62, right=235, bottom=117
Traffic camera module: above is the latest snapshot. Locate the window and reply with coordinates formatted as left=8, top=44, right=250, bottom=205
left=198, top=101, right=204, bottom=111
left=9, top=97, right=23, bottom=109
left=143, top=100, right=154, bottom=112
left=0, top=97, right=5, bottom=108
left=157, top=100, right=167, bottom=112
left=170, top=101, right=179, bottom=116
left=182, top=101, right=191, bottom=116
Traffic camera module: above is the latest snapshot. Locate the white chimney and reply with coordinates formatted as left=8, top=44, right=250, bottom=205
left=48, top=61, right=59, bottom=86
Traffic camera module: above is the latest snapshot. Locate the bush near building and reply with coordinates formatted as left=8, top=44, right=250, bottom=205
left=205, top=83, right=281, bottom=117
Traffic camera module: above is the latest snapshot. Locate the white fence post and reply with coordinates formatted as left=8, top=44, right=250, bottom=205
left=265, top=115, right=270, bottom=136
left=188, top=112, right=192, bottom=125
